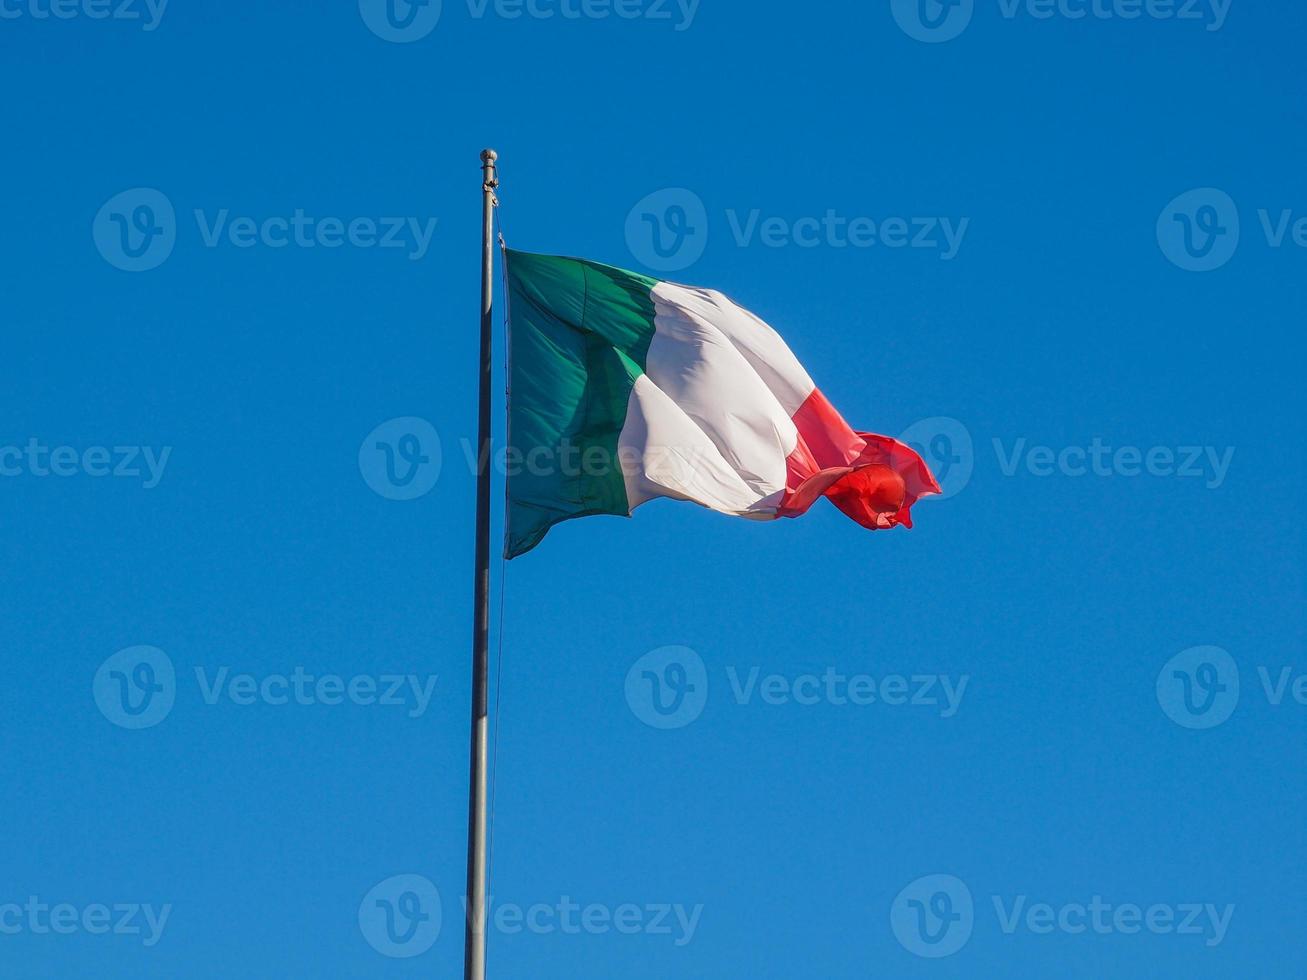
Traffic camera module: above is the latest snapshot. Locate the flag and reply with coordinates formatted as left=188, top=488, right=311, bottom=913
left=503, top=249, right=940, bottom=558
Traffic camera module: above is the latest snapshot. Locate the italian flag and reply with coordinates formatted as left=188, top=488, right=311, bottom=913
left=504, top=249, right=940, bottom=558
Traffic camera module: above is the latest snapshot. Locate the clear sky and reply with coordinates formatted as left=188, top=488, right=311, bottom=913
left=2, top=1, right=1304, bottom=977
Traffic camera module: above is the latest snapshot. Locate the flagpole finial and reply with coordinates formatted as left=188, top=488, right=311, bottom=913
left=481, top=148, right=497, bottom=164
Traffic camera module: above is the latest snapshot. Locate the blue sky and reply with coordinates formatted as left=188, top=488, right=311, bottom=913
left=2, top=1, right=1304, bottom=977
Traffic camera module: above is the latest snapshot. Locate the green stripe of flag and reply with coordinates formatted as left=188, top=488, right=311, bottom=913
left=504, top=249, right=659, bottom=558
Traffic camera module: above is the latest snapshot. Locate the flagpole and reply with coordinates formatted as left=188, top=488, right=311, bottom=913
left=465, top=147, right=497, bottom=980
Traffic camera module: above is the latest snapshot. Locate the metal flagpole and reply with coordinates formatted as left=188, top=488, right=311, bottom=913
left=465, top=147, right=498, bottom=980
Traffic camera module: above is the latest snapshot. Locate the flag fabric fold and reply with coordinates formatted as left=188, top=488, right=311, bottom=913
left=503, top=249, right=939, bottom=558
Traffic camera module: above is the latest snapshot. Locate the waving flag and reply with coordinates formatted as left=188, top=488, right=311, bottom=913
left=504, top=249, right=940, bottom=557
